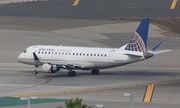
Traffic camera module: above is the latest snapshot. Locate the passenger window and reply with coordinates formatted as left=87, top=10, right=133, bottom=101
left=83, top=54, right=85, bottom=56
left=49, top=52, right=50, bottom=54
left=105, top=54, right=106, bottom=57
left=94, top=54, right=96, bottom=56
left=91, top=54, right=93, bottom=56
left=101, top=54, right=103, bottom=57
left=73, top=53, right=75, bottom=55
left=45, top=52, right=47, bottom=54
left=97, top=54, right=99, bottom=56
left=87, top=54, right=89, bottom=56
left=38, top=52, right=40, bottom=54
left=42, top=52, right=43, bottom=54
left=76, top=53, right=78, bottom=55
left=52, top=52, right=54, bottom=54
left=80, top=53, right=82, bottom=56
left=59, top=52, right=60, bottom=55
left=55, top=52, right=57, bottom=54
left=62, top=52, right=64, bottom=55
left=69, top=53, right=71, bottom=55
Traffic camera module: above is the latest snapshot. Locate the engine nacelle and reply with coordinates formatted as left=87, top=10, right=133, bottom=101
left=42, top=63, right=60, bottom=73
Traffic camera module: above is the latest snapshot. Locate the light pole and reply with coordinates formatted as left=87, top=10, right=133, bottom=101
left=93, top=104, right=103, bottom=108
left=124, top=92, right=133, bottom=108
left=20, top=96, right=37, bottom=108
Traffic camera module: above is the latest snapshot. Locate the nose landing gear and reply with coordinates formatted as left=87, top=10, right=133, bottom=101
left=33, top=65, right=38, bottom=74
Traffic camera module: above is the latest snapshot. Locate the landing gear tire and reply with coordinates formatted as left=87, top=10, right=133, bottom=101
left=68, top=71, right=76, bottom=77
left=33, top=65, right=39, bottom=74
left=33, top=71, right=38, bottom=74
left=91, top=69, right=99, bottom=75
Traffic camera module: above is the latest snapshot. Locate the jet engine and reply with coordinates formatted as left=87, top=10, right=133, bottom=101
left=42, top=63, right=60, bottom=73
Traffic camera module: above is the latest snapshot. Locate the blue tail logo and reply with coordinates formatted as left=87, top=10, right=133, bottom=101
left=125, top=18, right=150, bottom=52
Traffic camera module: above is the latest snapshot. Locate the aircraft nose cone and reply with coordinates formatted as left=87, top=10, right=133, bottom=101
left=17, top=53, right=24, bottom=62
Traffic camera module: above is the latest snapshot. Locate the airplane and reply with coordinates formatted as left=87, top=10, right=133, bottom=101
left=17, top=18, right=171, bottom=77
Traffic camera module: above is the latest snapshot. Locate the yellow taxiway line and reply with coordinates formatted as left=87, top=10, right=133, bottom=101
left=12, top=85, right=141, bottom=97
left=143, top=84, right=155, bottom=103
left=170, top=0, right=178, bottom=9
left=72, top=0, right=80, bottom=6
left=12, top=80, right=180, bottom=98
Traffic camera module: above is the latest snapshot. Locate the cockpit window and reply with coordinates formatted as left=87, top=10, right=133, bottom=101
left=23, top=50, right=26, bottom=53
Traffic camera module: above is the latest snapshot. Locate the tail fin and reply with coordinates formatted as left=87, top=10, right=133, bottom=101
left=124, top=18, right=150, bottom=52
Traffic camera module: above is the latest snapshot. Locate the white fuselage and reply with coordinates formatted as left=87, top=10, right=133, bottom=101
left=18, top=45, right=145, bottom=70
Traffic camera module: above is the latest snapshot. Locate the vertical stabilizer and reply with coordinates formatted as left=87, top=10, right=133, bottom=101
left=124, top=18, right=150, bottom=52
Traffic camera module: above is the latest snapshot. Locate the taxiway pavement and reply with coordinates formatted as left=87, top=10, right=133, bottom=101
left=0, top=0, right=180, bottom=19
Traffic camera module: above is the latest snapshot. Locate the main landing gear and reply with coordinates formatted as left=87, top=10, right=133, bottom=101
left=68, top=70, right=76, bottom=77
left=68, top=69, right=99, bottom=77
left=91, top=68, right=99, bottom=75
left=33, top=66, right=38, bottom=74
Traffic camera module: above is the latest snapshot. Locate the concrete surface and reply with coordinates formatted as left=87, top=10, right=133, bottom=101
left=0, top=0, right=179, bottom=19
left=0, top=0, right=45, bottom=4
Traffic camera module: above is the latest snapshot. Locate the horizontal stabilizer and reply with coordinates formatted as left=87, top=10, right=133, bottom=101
left=152, top=50, right=172, bottom=55
left=123, top=52, right=144, bottom=57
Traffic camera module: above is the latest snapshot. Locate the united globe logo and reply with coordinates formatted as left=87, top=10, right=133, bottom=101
left=125, top=32, right=145, bottom=52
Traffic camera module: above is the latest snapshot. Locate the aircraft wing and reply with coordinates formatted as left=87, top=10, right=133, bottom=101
left=150, top=50, right=172, bottom=55
left=148, top=42, right=172, bottom=55
left=33, top=52, right=82, bottom=69
left=49, top=62, right=82, bottom=69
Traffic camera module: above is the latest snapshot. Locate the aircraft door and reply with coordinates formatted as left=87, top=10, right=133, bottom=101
left=109, top=50, right=115, bottom=62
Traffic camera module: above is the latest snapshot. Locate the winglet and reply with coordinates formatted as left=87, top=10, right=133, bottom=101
left=33, top=52, right=41, bottom=63
left=148, top=42, right=172, bottom=55
left=150, top=42, right=163, bottom=51
left=125, top=18, right=150, bottom=52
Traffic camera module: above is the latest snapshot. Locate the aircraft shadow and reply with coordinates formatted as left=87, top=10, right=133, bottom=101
left=18, top=70, right=179, bottom=78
